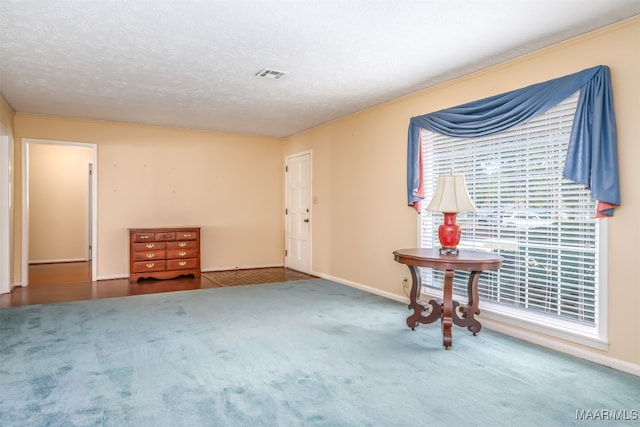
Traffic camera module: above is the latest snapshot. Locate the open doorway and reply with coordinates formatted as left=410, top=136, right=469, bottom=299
left=22, top=139, right=98, bottom=285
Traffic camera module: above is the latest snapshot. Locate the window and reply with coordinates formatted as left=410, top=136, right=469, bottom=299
left=419, top=92, right=606, bottom=347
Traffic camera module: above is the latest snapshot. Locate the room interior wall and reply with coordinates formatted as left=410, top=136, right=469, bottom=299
left=284, top=17, right=640, bottom=368
left=28, top=143, right=93, bottom=263
left=13, top=116, right=285, bottom=281
left=0, top=95, right=14, bottom=133
left=0, top=95, right=15, bottom=293
left=4, top=18, right=638, bottom=370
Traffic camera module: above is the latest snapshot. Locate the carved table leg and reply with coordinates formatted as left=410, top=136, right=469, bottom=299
left=452, top=270, right=482, bottom=335
left=441, top=269, right=454, bottom=350
left=406, top=265, right=441, bottom=330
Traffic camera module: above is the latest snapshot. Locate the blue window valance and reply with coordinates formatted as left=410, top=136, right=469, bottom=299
left=407, top=65, right=620, bottom=217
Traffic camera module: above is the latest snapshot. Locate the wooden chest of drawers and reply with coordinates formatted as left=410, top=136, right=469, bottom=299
left=129, top=227, right=201, bottom=283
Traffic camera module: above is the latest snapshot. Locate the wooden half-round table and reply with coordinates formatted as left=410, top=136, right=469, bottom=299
left=393, top=248, right=503, bottom=350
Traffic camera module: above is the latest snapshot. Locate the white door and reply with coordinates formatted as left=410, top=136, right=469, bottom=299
left=285, top=152, right=311, bottom=273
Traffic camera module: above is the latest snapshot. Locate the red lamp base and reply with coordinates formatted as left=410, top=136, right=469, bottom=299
left=438, top=212, right=461, bottom=250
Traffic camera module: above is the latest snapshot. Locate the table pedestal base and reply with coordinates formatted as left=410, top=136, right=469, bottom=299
left=405, top=265, right=483, bottom=350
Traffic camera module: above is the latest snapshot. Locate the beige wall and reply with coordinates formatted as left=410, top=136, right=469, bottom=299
left=14, top=117, right=285, bottom=280
left=29, top=143, right=93, bottom=262
left=0, top=95, right=15, bottom=135
left=284, top=18, right=640, bottom=367
left=4, top=19, right=639, bottom=369
left=0, top=95, right=15, bottom=293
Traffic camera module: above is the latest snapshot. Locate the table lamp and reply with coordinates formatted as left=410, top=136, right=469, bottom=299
left=426, top=175, right=476, bottom=255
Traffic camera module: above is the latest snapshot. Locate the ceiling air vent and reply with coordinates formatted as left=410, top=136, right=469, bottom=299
left=255, top=68, right=289, bottom=80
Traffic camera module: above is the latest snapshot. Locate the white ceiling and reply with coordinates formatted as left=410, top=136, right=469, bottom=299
left=1, top=1, right=639, bottom=138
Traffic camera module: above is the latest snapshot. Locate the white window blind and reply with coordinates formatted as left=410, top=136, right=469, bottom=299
left=420, top=92, right=600, bottom=332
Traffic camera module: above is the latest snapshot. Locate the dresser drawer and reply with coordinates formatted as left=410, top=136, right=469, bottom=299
left=133, top=249, right=166, bottom=261
left=176, top=230, right=198, bottom=240
left=155, top=232, right=176, bottom=241
left=167, top=258, right=198, bottom=270
left=166, top=240, right=198, bottom=250
left=133, top=232, right=155, bottom=242
left=134, top=242, right=166, bottom=251
left=132, top=260, right=167, bottom=273
left=166, top=248, right=199, bottom=259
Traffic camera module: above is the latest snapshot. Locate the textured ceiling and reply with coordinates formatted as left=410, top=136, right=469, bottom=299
left=1, top=0, right=639, bottom=138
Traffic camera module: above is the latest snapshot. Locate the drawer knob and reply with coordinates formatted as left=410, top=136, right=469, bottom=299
left=179, top=242, right=187, bottom=247
left=146, top=263, right=155, bottom=268
left=146, top=253, right=155, bottom=258
left=178, top=251, right=187, bottom=256
left=140, top=235, right=150, bottom=239
left=179, top=261, right=186, bottom=266
left=146, top=243, right=155, bottom=249
left=184, top=234, right=191, bottom=238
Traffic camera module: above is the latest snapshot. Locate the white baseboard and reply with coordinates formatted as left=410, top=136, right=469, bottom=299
left=96, top=274, right=129, bottom=281
left=3, top=282, right=23, bottom=294
left=312, top=271, right=409, bottom=304
left=313, top=271, right=640, bottom=378
left=481, top=318, right=640, bottom=377
left=29, top=258, right=87, bottom=264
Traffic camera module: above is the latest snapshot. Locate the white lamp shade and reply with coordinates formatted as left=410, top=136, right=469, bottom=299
left=426, top=175, right=477, bottom=213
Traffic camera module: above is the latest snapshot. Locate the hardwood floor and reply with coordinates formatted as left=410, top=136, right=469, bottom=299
left=0, top=262, right=316, bottom=308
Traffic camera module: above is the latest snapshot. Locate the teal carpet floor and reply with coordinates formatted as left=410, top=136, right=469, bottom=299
left=1, top=279, right=638, bottom=426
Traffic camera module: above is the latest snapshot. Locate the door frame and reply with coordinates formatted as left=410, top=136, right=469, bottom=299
left=284, top=150, right=312, bottom=273
left=86, top=161, right=93, bottom=261
left=0, top=130, right=11, bottom=294
left=21, top=138, right=98, bottom=284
